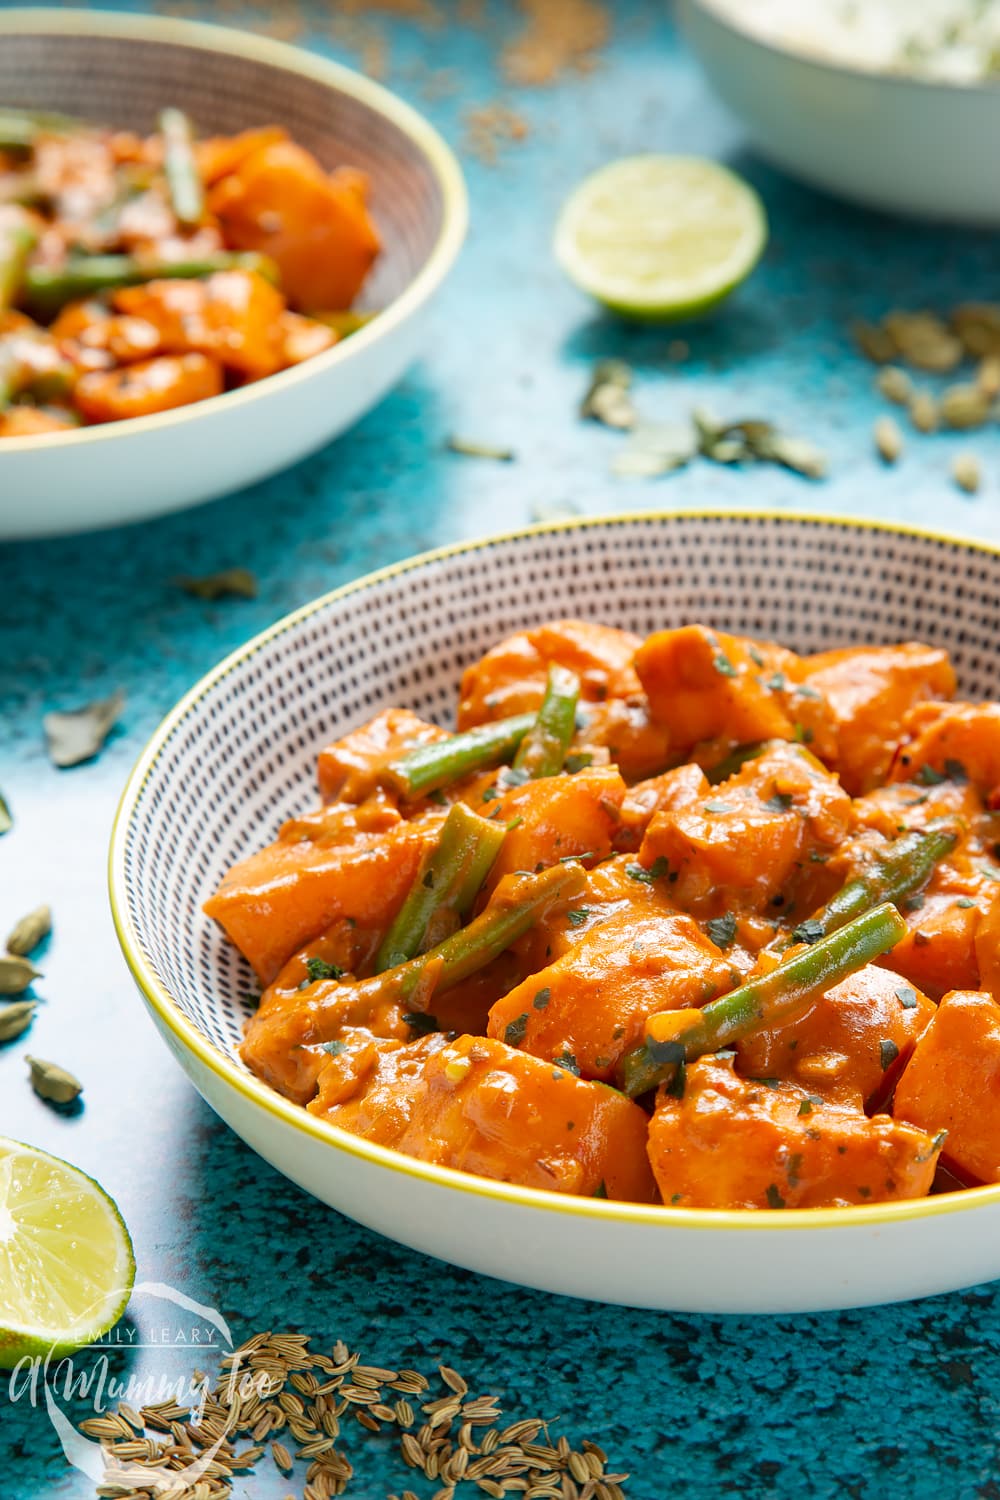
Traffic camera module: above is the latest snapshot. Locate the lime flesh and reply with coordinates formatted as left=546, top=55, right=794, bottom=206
left=554, top=154, right=768, bottom=321
left=0, top=1137, right=134, bottom=1368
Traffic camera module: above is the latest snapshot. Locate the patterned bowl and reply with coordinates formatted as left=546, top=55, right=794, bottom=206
left=0, top=9, right=466, bottom=539
left=110, top=513, right=1000, bottom=1313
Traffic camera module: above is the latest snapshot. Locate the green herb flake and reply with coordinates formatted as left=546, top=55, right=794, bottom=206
left=917, top=764, right=946, bottom=786
left=765, top=1184, right=787, bottom=1210
left=705, top=913, right=737, bottom=950
left=792, top=917, right=825, bottom=945
left=748, top=647, right=765, bottom=668
left=670, top=1192, right=683, bottom=1204
left=880, top=1038, right=900, bottom=1070
left=532, top=987, right=551, bottom=1011
left=403, top=1012, right=439, bottom=1036
left=553, top=1049, right=581, bottom=1076
left=306, top=956, right=345, bottom=983
left=322, top=1040, right=346, bottom=1057
left=703, top=801, right=732, bottom=815
left=763, top=791, right=794, bottom=812
left=956, top=897, right=976, bottom=909
left=567, top=908, right=590, bottom=927
left=904, top=892, right=925, bottom=912
left=750, top=1076, right=780, bottom=1090
left=592, top=1180, right=608, bottom=1198
left=560, top=851, right=594, bottom=864
left=713, top=653, right=737, bottom=678
left=664, top=1060, right=686, bottom=1099
left=626, top=856, right=669, bottom=884
left=564, top=752, right=593, bottom=774
left=896, top=987, right=919, bottom=1010
left=944, top=758, right=969, bottom=783
left=797, top=1098, right=813, bottom=1117
left=481, top=786, right=500, bottom=803
left=504, top=1014, right=529, bottom=1048
left=767, top=672, right=787, bottom=692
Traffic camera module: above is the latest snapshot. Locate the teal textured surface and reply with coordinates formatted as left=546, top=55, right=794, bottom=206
left=2, top=3, right=1000, bottom=1497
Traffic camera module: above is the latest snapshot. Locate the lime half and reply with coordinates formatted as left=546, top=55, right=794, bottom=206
left=0, top=1137, right=134, bottom=1368
left=554, top=155, right=768, bottom=321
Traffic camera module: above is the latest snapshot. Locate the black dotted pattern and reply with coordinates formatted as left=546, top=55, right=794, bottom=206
left=0, top=30, right=444, bottom=309
left=119, top=516, right=1000, bottom=1061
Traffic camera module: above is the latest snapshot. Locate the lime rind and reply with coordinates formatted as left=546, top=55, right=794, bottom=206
left=0, top=1137, right=135, bottom=1369
left=554, top=154, right=768, bottom=321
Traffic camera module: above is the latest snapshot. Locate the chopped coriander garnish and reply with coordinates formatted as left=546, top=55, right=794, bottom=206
left=792, top=917, right=825, bottom=945
left=705, top=912, right=737, bottom=950
left=533, top=987, right=551, bottom=1010
left=481, top=785, right=500, bottom=802
left=626, top=856, right=669, bottom=884
left=703, top=801, right=732, bottom=814
left=763, top=791, right=794, bottom=812
left=322, top=1039, right=346, bottom=1056
left=504, top=1013, right=529, bottom=1047
left=305, top=956, right=345, bottom=983
left=944, top=758, right=968, bottom=783
left=880, top=1038, right=900, bottom=1070
left=767, top=672, right=787, bottom=692
left=713, top=653, right=737, bottom=678
left=567, top=908, right=591, bottom=927
left=766, top=1184, right=786, bottom=1209
left=592, top=1181, right=608, bottom=1198
left=564, top=752, right=593, bottom=774
left=896, top=987, right=918, bottom=1010
left=664, top=1060, right=686, bottom=1099
left=918, top=764, right=946, bottom=786
left=403, top=1012, right=439, bottom=1035
left=956, top=897, right=976, bottom=909
left=553, top=1049, right=580, bottom=1075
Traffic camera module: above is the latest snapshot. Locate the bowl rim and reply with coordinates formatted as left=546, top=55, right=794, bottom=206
left=0, top=6, right=468, bottom=453
left=681, top=0, right=1000, bottom=100
left=110, top=508, right=1000, bottom=1234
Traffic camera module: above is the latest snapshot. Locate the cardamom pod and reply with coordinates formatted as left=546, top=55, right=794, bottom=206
left=6, top=904, right=52, bottom=957
left=26, top=1055, right=83, bottom=1105
left=0, top=954, right=40, bottom=994
left=874, top=416, right=904, bottom=464
left=0, top=1001, right=36, bottom=1042
left=952, top=453, right=981, bottom=495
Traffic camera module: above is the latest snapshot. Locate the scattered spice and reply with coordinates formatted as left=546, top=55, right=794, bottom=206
left=0, top=954, right=39, bottom=995
left=43, top=689, right=125, bottom=769
left=26, top=1054, right=82, bottom=1105
left=502, top=0, right=610, bottom=85
left=6, top=904, right=51, bottom=957
left=612, top=420, right=697, bottom=478
left=952, top=452, right=982, bottom=494
left=880, top=311, right=963, bottom=372
left=581, top=358, right=636, bottom=430
left=461, top=103, right=530, bottom=164
left=174, top=567, right=259, bottom=601
left=706, top=913, right=737, bottom=950
left=978, top=354, right=1000, bottom=398
left=80, top=1331, right=629, bottom=1500
left=0, top=789, right=11, bottom=835
left=446, top=435, right=516, bottom=461
left=531, top=498, right=580, bottom=523
left=0, top=1001, right=36, bottom=1044
left=874, top=415, right=904, bottom=464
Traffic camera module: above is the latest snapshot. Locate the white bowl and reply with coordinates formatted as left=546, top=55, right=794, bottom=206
left=0, top=10, right=466, bottom=539
left=110, top=512, right=1000, bottom=1313
left=679, top=0, right=1000, bottom=224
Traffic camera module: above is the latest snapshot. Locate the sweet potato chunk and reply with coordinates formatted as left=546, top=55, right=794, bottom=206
left=737, top=964, right=935, bottom=1108
left=648, top=1055, right=942, bottom=1209
left=205, top=813, right=440, bottom=984
left=312, top=1033, right=658, bottom=1202
left=635, top=626, right=837, bottom=760
left=488, top=906, right=735, bottom=1082
left=477, top=766, right=626, bottom=885
left=114, top=271, right=286, bottom=380
left=894, top=991, right=1000, bottom=1183
left=317, top=708, right=449, bottom=805
left=880, top=891, right=983, bottom=1000
left=74, top=352, right=222, bottom=422
left=889, top=702, right=1000, bottom=801
left=638, top=742, right=851, bottom=916
left=208, top=142, right=379, bottom=311
left=802, top=643, right=955, bottom=794
left=459, top=620, right=672, bottom=781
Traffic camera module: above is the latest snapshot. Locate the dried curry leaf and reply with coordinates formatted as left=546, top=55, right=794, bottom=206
left=43, top=689, right=125, bottom=769
left=612, top=421, right=697, bottom=479
left=581, top=358, right=637, bottom=430
left=174, top=567, right=258, bottom=601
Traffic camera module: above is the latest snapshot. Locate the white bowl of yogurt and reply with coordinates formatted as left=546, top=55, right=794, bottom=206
left=679, top=0, right=1000, bottom=224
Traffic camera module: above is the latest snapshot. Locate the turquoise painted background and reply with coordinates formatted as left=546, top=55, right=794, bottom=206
left=2, top=3, right=1000, bottom=1496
